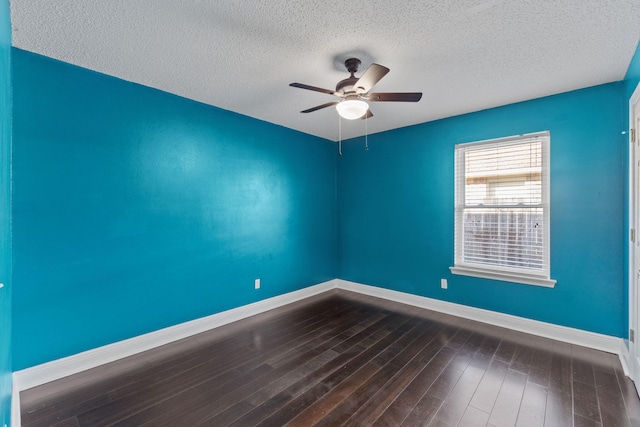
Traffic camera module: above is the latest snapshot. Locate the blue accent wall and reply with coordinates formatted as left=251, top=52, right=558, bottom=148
left=0, top=0, right=11, bottom=423
left=338, top=82, right=626, bottom=337
left=12, top=49, right=337, bottom=370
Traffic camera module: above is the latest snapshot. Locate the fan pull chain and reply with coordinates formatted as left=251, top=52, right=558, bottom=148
left=338, top=115, right=343, bottom=156
left=365, top=113, right=369, bottom=151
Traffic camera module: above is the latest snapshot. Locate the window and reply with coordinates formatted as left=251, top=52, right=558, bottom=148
left=450, top=132, right=555, bottom=287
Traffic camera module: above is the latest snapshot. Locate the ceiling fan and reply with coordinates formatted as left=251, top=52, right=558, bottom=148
left=290, top=58, right=422, bottom=120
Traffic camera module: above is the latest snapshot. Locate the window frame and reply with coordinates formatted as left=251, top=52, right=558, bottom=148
left=449, top=131, right=556, bottom=288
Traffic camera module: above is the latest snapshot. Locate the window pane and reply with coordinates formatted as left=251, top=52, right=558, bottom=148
left=462, top=207, right=544, bottom=270
left=465, top=141, right=542, bottom=206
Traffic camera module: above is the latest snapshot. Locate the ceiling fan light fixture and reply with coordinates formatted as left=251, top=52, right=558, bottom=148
left=336, top=99, right=369, bottom=120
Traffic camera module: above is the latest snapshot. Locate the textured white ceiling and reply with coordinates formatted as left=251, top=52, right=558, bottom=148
left=10, top=0, right=640, bottom=141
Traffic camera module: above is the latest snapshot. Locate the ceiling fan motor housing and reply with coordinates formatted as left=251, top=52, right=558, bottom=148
left=337, top=58, right=364, bottom=94
left=336, top=77, right=359, bottom=94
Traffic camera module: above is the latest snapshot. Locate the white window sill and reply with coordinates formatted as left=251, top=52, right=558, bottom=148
left=449, top=266, right=556, bottom=288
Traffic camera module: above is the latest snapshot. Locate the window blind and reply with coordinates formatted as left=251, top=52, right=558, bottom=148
left=453, top=132, right=550, bottom=280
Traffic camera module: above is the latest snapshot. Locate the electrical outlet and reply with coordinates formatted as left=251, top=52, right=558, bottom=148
left=441, top=279, right=448, bottom=289
left=255, top=278, right=260, bottom=289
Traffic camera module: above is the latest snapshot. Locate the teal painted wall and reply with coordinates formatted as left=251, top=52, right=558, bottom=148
left=12, top=49, right=337, bottom=370
left=0, top=0, right=11, bottom=423
left=338, top=82, right=626, bottom=337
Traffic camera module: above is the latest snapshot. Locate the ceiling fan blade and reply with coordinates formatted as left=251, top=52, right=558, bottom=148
left=367, top=92, right=422, bottom=102
left=301, top=100, right=340, bottom=113
left=354, top=64, right=390, bottom=93
left=360, top=109, right=373, bottom=119
left=290, top=83, right=339, bottom=96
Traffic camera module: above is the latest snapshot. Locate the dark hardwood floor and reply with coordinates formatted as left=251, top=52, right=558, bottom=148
left=20, top=290, right=640, bottom=426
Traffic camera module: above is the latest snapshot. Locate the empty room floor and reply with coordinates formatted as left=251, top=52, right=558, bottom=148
left=19, top=290, right=640, bottom=426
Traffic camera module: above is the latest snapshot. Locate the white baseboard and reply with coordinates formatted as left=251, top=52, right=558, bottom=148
left=336, top=279, right=624, bottom=354
left=11, top=278, right=626, bottom=427
left=11, top=381, right=19, bottom=427
left=619, top=339, right=631, bottom=377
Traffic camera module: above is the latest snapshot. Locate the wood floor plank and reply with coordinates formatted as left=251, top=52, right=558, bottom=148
left=544, top=351, right=573, bottom=427
left=22, top=393, right=112, bottom=427
left=425, top=362, right=465, bottom=402
left=212, top=350, right=341, bottom=427
left=303, top=319, right=437, bottom=426
left=264, top=306, right=384, bottom=368
left=278, top=316, right=418, bottom=425
left=371, top=347, right=457, bottom=426
left=594, top=369, right=631, bottom=427
left=510, top=343, right=534, bottom=375
left=458, top=405, right=490, bottom=427
left=493, top=331, right=518, bottom=364
left=400, top=392, right=443, bottom=426
left=527, top=347, right=552, bottom=387
left=286, top=362, right=381, bottom=427
left=222, top=314, right=402, bottom=426
left=515, top=381, right=547, bottom=427
left=444, top=326, right=474, bottom=351
left=573, top=380, right=602, bottom=424
left=427, top=354, right=486, bottom=427
left=51, top=417, right=79, bottom=427
left=593, top=365, right=621, bottom=395
left=19, top=290, right=639, bottom=427
left=574, top=413, right=603, bottom=427
left=614, top=364, right=640, bottom=425
left=487, top=369, right=527, bottom=426
left=469, top=358, right=510, bottom=414
left=345, top=325, right=447, bottom=425
left=573, top=345, right=597, bottom=387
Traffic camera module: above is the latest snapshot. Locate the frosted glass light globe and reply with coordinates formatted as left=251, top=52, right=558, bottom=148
left=336, top=99, right=369, bottom=120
